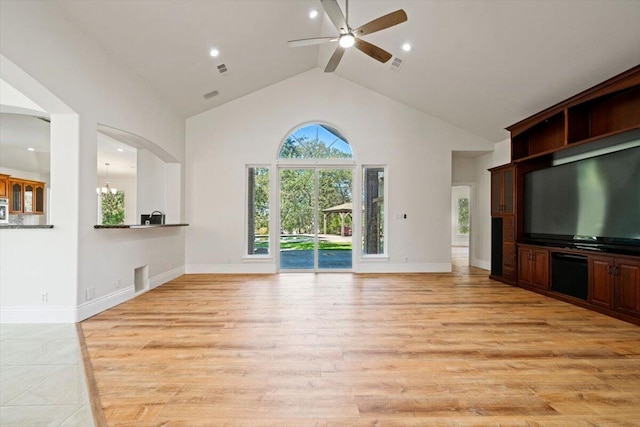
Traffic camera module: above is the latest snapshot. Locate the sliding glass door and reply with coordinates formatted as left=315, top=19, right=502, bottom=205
left=279, top=167, right=352, bottom=271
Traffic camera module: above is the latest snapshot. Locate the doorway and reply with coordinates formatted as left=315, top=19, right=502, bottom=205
left=451, top=185, right=471, bottom=268
left=278, top=167, right=353, bottom=271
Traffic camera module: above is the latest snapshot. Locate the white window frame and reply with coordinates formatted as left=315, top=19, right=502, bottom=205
left=244, top=165, right=272, bottom=260
left=360, top=165, right=388, bottom=259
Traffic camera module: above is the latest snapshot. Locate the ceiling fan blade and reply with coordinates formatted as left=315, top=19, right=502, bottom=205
left=321, top=0, right=348, bottom=33
left=354, top=9, right=408, bottom=37
left=325, top=46, right=346, bottom=72
left=288, top=37, right=338, bottom=48
left=354, top=38, right=393, bottom=63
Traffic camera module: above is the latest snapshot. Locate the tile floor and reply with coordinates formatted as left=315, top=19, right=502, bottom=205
left=0, top=323, right=94, bottom=427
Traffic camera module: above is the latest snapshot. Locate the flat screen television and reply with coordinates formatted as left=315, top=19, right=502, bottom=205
left=524, top=144, right=640, bottom=255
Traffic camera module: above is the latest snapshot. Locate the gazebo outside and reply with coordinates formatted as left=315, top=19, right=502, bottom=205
left=322, top=202, right=352, bottom=236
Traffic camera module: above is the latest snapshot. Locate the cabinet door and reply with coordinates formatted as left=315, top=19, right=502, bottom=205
left=23, top=184, right=34, bottom=214
left=491, top=170, right=502, bottom=215
left=9, top=181, right=23, bottom=213
left=34, top=184, right=45, bottom=214
left=531, top=249, right=549, bottom=290
left=589, top=257, right=614, bottom=308
left=0, top=175, right=8, bottom=197
left=615, top=260, right=640, bottom=316
left=518, top=247, right=532, bottom=286
left=502, top=168, right=514, bottom=214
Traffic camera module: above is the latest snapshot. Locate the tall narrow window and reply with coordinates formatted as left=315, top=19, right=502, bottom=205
left=247, top=167, right=270, bottom=255
left=362, top=167, right=385, bottom=255
left=458, top=197, right=470, bottom=234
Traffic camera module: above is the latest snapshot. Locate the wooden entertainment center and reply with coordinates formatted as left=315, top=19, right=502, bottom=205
left=490, top=65, right=640, bottom=325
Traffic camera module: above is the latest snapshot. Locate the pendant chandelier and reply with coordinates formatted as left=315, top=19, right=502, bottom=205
left=96, top=162, right=117, bottom=195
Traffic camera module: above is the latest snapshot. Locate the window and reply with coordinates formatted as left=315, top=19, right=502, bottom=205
left=247, top=167, right=270, bottom=255
left=279, top=124, right=352, bottom=159
left=99, top=192, right=125, bottom=225
left=458, top=197, right=470, bottom=234
left=362, top=167, right=385, bottom=255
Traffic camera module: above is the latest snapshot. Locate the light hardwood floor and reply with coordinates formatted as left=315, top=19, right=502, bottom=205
left=81, top=257, right=640, bottom=426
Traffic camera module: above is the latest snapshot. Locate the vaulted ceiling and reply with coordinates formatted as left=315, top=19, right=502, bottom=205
left=57, top=0, right=640, bottom=142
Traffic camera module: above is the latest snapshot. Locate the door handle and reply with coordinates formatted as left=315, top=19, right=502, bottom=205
left=614, top=266, right=620, bottom=276
left=608, top=265, right=613, bottom=275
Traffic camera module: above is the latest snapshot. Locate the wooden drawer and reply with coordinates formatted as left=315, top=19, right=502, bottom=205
left=504, top=216, right=514, bottom=229
left=503, top=242, right=515, bottom=266
left=503, top=267, right=516, bottom=282
left=503, top=216, right=515, bottom=242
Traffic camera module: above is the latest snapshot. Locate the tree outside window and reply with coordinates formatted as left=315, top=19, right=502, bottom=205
left=101, top=192, right=125, bottom=225
left=458, top=197, right=469, bottom=234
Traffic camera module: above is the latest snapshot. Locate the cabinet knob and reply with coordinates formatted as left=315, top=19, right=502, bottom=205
left=614, top=266, right=620, bottom=276
left=608, top=265, right=613, bottom=275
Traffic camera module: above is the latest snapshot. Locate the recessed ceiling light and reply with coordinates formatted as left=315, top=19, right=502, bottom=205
left=402, top=43, right=412, bottom=52
left=116, top=148, right=124, bottom=152
left=27, top=147, right=35, bottom=151
left=209, top=48, right=220, bottom=57
left=309, top=9, right=318, bottom=19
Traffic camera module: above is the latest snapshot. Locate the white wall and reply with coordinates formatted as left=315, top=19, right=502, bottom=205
left=186, top=69, right=494, bottom=273
left=0, top=1, right=185, bottom=322
left=137, top=149, right=166, bottom=220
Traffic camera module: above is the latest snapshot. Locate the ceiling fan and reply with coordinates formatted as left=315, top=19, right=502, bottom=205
left=288, top=0, right=408, bottom=72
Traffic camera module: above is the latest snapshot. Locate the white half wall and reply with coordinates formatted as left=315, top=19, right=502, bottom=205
left=0, top=1, right=185, bottom=322
left=186, top=69, right=494, bottom=273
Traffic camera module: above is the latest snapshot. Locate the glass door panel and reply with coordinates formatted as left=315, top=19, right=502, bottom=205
left=280, top=168, right=315, bottom=270
left=318, top=169, right=352, bottom=269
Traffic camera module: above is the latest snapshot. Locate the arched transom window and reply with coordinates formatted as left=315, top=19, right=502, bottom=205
left=279, top=123, right=353, bottom=159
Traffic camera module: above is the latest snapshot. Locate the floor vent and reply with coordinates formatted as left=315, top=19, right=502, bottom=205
left=217, top=63, right=228, bottom=74
left=390, top=57, right=404, bottom=71
left=203, top=90, right=219, bottom=99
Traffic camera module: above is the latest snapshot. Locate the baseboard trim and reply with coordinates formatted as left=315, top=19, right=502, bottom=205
left=76, top=286, right=135, bottom=321
left=472, top=259, right=491, bottom=271
left=150, top=265, right=185, bottom=289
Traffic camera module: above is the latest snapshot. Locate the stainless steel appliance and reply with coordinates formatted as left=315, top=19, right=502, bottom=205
left=0, top=198, right=8, bottom=224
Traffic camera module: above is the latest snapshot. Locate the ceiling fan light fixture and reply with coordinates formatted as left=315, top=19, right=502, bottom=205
left=339, top=33, right=355, bottom=48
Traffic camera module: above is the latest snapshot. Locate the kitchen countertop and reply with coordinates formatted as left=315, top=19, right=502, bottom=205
left=94, top=223, right=189, bottom=229
left=0, top=224, right=54, bottom=229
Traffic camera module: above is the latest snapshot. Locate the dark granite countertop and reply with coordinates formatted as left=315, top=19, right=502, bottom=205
left=0, top=224, right=54, bottom=229
left=94, top=223, right=189, bottom=229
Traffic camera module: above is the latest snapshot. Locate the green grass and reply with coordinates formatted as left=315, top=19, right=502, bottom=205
left=280, top=241, right=352, bottom=250
left=255, top=240, right=352, bottom=250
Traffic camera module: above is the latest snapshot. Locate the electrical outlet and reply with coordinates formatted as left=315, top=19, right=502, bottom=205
left=169, top=262, right=173, bottom=269
left=404, top=257, right=409, bottom=263
left=41, top=292, right=48, bottom=303
left=86, top=287, right=95, bottom=301
left=115, top=279, right=121, bottom=289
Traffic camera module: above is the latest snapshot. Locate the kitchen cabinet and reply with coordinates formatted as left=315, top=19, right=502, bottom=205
left=0, top=174, right=8, bottom=197
left=518, top=245, right=549, bottom=290
left=9, top=180, right=23, bottom=213
left=7, top=177, right=46, bottom=215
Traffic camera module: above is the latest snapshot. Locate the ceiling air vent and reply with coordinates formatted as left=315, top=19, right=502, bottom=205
left=390, top=57, right=404, bottom=71
left=217, top=63, right=228, bottom=74
left=203, top=90, right=220, bottom=100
